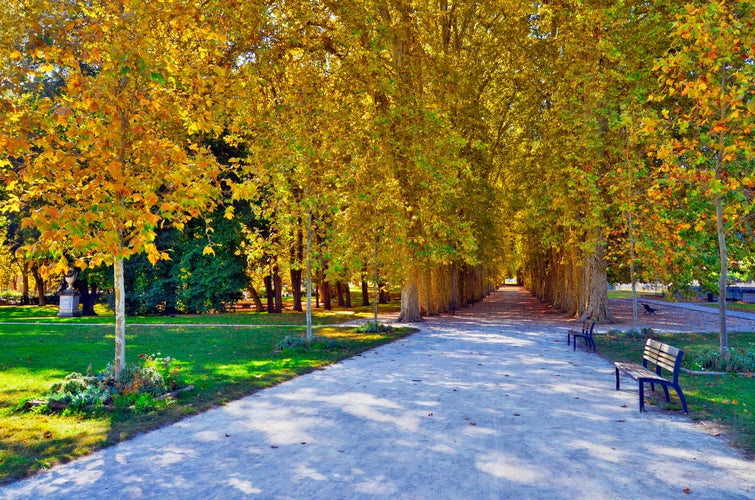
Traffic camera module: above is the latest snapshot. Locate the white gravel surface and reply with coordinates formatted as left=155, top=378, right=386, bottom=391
left=2, top=288, right=754, bottom=499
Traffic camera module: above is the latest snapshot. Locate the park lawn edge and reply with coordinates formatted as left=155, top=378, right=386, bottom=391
left=0, top=322, right=417, bottom=486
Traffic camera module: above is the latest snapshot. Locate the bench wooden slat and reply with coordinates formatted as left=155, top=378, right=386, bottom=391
left=615, top=339, right=688, bottom=414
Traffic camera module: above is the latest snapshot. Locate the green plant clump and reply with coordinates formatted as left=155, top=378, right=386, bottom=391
left=685, top=347, right=755, bottom=373
left=25, top=354, right=182, bottom=416
left=356, top=322, right=394, bottom=333
left=274, top=335, right=345, bottom=352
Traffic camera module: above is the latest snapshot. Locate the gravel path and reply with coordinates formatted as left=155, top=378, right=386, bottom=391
left=2, top=287, right=753, bottom=499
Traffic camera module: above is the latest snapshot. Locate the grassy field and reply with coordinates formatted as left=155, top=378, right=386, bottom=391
left=596, top=331, right=755, bottom=457
left=0, top=302, right=407, bottom=485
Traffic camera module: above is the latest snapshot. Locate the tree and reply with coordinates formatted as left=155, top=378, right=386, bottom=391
left=646, top=0, right=755, bottom=358
left=0, top=1, right=235, bottom=376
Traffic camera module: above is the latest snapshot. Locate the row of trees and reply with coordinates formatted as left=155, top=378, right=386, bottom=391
left=2, top=0, right=754, bottom=372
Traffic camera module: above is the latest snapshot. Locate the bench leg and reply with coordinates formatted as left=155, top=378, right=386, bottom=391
left=638, top=382, right=645, bottom=412
left=615, top=367, right=621, bottom=390
left=661, top=384, right=670, bottom=402
left=674, top=385, right=688, bottom=414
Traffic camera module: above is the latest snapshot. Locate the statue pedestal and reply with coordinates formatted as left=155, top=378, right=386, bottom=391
left=58, top=291, right=81, bottom=317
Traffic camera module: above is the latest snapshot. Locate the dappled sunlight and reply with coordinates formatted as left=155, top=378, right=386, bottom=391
left=475, top=451, right=543, bottom=483
left=292, top=464, right=328, bottom=482
left=353, top=474, right=398, bottom=495
left=225, top=477, right=262, bottom=495
left=275, top=389, right=421, bottom=433
left=566, top=439, right=625, bottom=463
left=153, top=444, right=199, bottom=467
left=231, top=402, right=324, bottom=445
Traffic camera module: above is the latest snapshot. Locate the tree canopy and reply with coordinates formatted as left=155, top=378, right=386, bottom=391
left=2, top=1, right=754, bottom=362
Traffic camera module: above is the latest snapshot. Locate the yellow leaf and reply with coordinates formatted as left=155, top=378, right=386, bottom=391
left=202, top=245, right=215, bottom=256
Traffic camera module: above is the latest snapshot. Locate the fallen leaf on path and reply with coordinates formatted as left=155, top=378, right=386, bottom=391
left=683, top=488, right=691, bottom=494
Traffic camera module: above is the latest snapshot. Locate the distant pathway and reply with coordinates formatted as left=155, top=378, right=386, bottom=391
left=2, top=287, right=754, bottom=499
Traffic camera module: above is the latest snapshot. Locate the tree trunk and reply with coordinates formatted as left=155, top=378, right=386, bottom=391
left=379, top=284, right=390, bottom=304
left=291, top=268, right=302, bottom=312
left=715, top=194, right=729, bottom=359
left=249, top=284, right=265, bottom=312
left=398, top=267, right=422, bottom=322
left=264, top=275, right=274, bottom=313
left=335, top=282, right=345, bottom=307
left=21, top=262, right=30, bottom=305
left=77, top=279, right=100, bottom=316
left=291, top=223, right=303, bottom=312
left=321, top=282, right=332, bottom=310
left=31, top=265, right=46, bottom=306
left=114, top=256, right=126, bottom=379
left=273, top=262, right=283, bottom=313
left=344, top=284, right=352, bottom=308
left=361, top=276, right=370, bottom=306
left=579, top=230, right=617, bottom=323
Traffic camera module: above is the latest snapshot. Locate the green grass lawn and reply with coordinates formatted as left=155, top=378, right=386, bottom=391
left=596, top=331, right=755, bottom=457
left=607, top=290, right=755, bottom=313
left=0, top=303, right=408, bottom=485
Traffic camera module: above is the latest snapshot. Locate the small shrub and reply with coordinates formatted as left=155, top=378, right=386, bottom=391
left=684, top=347, right=755, bottom=372
left=274, top=336, right=344, bottom=353
left=356, top=322, right=393, bottom=333
left=275, top=336, right=308, bottom=352
left=605, top=328, right=650, bottom=340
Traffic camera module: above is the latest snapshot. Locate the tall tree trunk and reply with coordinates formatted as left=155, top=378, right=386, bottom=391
left=579, top=229, right=617, bottom=323
left=264, top=275, right=274, bottom=314
left=114, top=256, right=126, bottom=379
left=290, top=268, right=302, bottom=312
left=273, top=262, right=283, bottom=313
left=715, top=194, right=729, bottom=359
left=344, top=284, right=352, bottom=308
left=305, top=204, right=314, bottom=341
left=398, top=267, right=422, bottom=322
left=715, top=62, right=729, bottom=360
left=291, top=223, right=303, bottom=312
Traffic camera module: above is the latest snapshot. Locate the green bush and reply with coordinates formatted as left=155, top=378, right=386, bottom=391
left=26, top=354, right=182, bottom=416
left=356, top=322, right=394, bottom=333
left=683, top=347, right=755, bottom=372
left=274, top=336, right=344, bottom=353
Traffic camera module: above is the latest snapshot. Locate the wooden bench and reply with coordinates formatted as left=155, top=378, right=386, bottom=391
left=641, top=303, right=657, bottom=315
left=567, top=321, right=595, bottom=352
left=615, top=338, right=688, bottom=413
